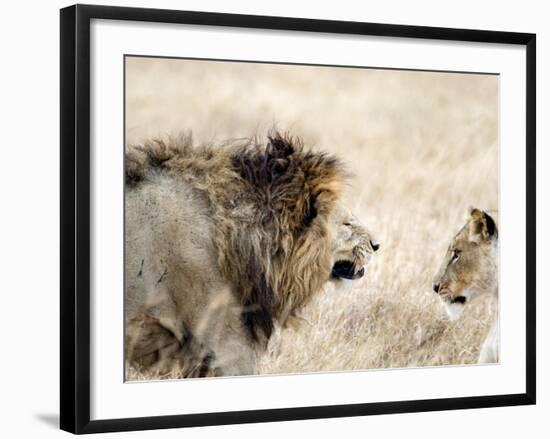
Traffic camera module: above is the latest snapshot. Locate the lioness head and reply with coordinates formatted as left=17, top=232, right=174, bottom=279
left=432, top=208, right=498, bottom=320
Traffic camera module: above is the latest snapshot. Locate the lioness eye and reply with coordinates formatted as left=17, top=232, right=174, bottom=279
left=343, top=222, right=351, bottom=226
left=451, top=249, right=461, bottom=263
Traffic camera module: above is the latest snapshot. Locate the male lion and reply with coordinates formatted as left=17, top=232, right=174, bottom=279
left=432, top=208, right=499, bottom=363
left=125, top=133, right=379, bottom=377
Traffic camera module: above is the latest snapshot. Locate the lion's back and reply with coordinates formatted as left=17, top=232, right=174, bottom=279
left=125, top=173, right=222, bottom=327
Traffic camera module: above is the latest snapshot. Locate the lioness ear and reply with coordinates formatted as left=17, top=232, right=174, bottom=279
left=468, top=207, right=497, bottom=243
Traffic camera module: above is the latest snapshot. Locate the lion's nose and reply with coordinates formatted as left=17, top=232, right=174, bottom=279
left=433, top=283, right=440, bottom=293
left=370, top=240, right=380, bottom=252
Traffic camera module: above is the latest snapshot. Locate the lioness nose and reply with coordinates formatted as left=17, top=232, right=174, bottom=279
left=370, top=240, right=380, bottom=251
left=433, top=283, right=440, bottom=293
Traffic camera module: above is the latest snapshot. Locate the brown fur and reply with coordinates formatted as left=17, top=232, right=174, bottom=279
left=125, top=132, right=377, bottom=376
left=433, top=208, right=498, bottom=303
left=433, top=207, right=499, bottom=362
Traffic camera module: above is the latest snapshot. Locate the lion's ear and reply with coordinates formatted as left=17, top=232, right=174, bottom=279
left=267, top=132, right=297, bottom=158
left=468, top=207, right=497, bottom=243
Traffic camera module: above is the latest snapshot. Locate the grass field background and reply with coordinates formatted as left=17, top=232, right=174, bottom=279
left=125, top=56, right=498, bottom=376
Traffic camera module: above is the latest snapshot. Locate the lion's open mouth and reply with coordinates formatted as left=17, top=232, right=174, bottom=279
left=331, top=260, right=365, bottom=280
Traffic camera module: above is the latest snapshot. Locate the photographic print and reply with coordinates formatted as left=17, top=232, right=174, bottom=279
left=60, top=6, right=536, bottom=432
left=124, top=56, right=499, bottom=381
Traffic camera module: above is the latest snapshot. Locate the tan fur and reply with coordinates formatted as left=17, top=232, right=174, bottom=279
left=124, top=133, right=378, bottom=377
left=433, top=207, right=499, bottom=362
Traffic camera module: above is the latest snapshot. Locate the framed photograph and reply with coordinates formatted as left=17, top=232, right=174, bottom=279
left=60, top=4, right=536, bottom=434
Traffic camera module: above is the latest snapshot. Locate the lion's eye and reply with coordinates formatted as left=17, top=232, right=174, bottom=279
left=451, top=249, right=461, bottom=263
left=343, top=222, right=351, bottom=226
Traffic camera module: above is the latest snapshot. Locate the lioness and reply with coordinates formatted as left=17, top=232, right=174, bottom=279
left=433, top=208, right=499, bottom=363
left=125, top=133, right=379, bottom=377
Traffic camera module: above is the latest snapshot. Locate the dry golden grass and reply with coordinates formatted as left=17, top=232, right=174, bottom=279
left=125, top=56, right=498, bottom=378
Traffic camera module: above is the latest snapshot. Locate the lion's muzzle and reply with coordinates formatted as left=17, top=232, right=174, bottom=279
left=331, top=260, right=365, bottom=280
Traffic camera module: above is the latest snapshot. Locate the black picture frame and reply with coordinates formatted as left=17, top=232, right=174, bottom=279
left=60, top=4, right=536, bottom=434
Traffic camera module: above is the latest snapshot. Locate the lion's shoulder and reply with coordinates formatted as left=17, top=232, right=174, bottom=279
left=125, top=135, right=229, bottom=186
